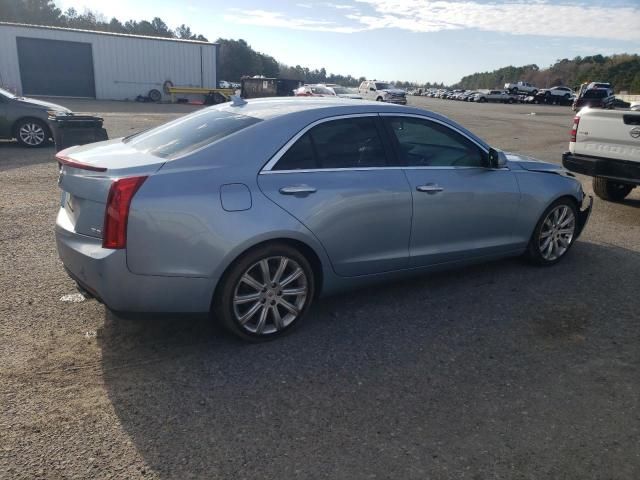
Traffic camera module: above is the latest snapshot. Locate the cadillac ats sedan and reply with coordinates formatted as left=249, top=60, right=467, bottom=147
left=55, top=98, right=592, bottom=341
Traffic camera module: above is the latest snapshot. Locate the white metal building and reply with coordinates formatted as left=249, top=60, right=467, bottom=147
left=0, top=22, right=218, bottom=100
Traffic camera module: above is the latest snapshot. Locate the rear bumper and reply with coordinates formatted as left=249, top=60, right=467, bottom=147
left=385, top=97, right=407, bottom=104
left=562, top=152, right=640, bottom=185
left=55, top=209, right=214, bottom=313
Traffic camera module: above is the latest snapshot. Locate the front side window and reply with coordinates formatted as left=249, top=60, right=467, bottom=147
left=385, top=117, right=486, bottom=168
left=125, top=109, right=261, bottom=159
left=273, top=117, right=387, bottom=170
left=375, top=83, right=392, bottom=90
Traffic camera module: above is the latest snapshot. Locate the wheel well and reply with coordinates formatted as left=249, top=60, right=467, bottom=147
left=12, top=117, right=51, bottom=138
left=213, top=238, right=325, bottom=306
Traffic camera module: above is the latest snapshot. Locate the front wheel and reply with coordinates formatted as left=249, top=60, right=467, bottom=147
left=376, top=97, right=384, bottom=102
left=214, top=243, right=315, bottom=341
left=592, top=177, right=634, bottom=201
left=525, top=199, right=578, bottom=266
left=15, top=119, right=49, bottom=147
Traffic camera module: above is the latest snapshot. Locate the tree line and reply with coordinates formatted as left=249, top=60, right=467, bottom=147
left=456, top=55, right=640, bottom=93
left=3, top=1, right=638, bottom=92
left=0, top=0, right=208, bottom=40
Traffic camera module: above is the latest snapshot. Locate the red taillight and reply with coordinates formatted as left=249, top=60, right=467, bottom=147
left=570, top=115, right=580, bottom=142
left=102, top=176, right=147, bottom=249
left=56, top=154, right=107, bottom=172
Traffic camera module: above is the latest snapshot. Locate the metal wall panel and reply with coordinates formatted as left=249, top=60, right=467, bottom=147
left=0, top=24, right=217, bottom=100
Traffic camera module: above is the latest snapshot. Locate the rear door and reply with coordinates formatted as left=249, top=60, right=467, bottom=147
left=258, top=114, right=412, bottom=276
left=382, top=114, right=521, bottom=266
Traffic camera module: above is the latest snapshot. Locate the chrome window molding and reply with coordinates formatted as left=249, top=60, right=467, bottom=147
left=259, top=112, right=492, bottom=174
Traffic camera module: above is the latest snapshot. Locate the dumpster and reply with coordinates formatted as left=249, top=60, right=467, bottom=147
left=48, top=115, right=108, bottom=152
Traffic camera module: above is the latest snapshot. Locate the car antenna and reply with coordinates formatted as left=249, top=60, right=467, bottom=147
left=230, top=94, right=247, bottom=107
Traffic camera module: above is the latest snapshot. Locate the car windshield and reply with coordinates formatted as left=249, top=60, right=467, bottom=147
left=0, top=87, right=16, bottom=99
left=124, top=109, right=262, bottom=159
left=375, top=83, right=393, bottom=90
left=583, top=89, right=607, bottom=99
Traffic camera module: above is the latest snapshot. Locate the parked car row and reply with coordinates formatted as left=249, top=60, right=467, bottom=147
left=294, top=81, right=408, bottom=105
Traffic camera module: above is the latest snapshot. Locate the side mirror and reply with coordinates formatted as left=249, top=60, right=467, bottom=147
left=488, top=148, right=508, bottom=168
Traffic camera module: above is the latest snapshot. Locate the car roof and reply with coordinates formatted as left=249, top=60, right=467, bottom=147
left=212, top=97, right=491, bottom=151
left=214, top=97, right=412, bottom=120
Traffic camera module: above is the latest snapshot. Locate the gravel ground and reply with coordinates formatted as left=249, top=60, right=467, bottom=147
left=1, top=97, right=639, bottom=479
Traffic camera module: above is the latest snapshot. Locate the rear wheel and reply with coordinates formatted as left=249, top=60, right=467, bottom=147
left=15, top=118, right=49, bottom=147
left=214, top=243, right=315, bottom=341
left=592, top=177, right=634, bottom=201
left=525, top=199, right=578, bottom=266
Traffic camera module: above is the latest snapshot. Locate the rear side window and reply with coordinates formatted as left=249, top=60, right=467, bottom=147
left=583, top=89, right=607, bottom=99
left=273, top=117, right=387, bottom=170
left=125, top=109, right=261, bottom=159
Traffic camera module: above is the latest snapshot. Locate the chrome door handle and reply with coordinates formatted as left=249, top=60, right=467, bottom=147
left=279, top=185, right=317, bottom=195
left=416, top=184, right=444, bottom=194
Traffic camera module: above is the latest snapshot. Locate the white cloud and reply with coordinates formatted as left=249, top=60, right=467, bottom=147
left=223, top=9, right=361, bottom=33
left=353, top=0, right=640, bottom=41
left=225, top=0, right=640, bottom=42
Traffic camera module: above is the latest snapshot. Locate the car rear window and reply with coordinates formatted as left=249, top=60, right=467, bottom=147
left=124, top=109, right=261, bottom=159
left=583, top=89, right=607, bottom=99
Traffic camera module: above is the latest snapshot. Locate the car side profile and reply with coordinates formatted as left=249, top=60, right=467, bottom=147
left=55, top=98, right=592, bottom=341
left=0, top=87, right=71, bottom=147
left=358, top=81, right=407, bottom=104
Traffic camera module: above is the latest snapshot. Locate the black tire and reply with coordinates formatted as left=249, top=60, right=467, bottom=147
left=478, top=97, right=486, bottom=103
left=508, top=98, right=514, bottom=104
left=592, top=177, right=633, bottom=201
left=213, top=243, right=315, bottom=342
left=14, top=118, right=49, bottom=148
left=525, top=198, right=579, bottom=266
left=148, top=89, right=162, bottom=102
left=531, top=90, right=538, bottom=96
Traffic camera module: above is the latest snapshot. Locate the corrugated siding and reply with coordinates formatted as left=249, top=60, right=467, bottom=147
left=0, top=24, right=216, bottom=99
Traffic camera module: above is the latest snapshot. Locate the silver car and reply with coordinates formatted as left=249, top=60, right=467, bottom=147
left=55, top=98, right=592, bottom=341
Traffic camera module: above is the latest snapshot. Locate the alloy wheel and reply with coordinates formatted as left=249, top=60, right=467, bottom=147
left=18, top=122, right=46, bottom=146
left=538, top=205, right=576, bottom=261
left=232, top=256, right=308, bottom=335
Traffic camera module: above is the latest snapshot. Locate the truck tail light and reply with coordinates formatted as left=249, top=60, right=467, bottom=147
left=102, top=176, right=147, bottom=249
left=570, top=116, right=580, bottom=142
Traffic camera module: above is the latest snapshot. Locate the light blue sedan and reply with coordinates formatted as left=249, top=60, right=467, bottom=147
left=55, top=98, right=592, bottom=340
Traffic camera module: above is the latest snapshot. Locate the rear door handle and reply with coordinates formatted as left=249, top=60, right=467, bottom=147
left=279, top=185, right=317, bottom=195
left=416, top=184, right=444, bottom=194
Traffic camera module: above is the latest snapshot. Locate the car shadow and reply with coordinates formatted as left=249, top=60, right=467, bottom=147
left=0, top=141, right=56, bottom=172
left=98, top=241, right=640, bottom=478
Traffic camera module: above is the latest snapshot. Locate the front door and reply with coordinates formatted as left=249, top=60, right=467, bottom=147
left=383, top=115, right=521, bottom=266
left=258, top=115, right=412, bottom=277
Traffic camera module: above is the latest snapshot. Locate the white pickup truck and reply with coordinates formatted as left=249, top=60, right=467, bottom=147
left=562, top=108, right=640, bottom=201
left=504, top=81, right=538, bottom=95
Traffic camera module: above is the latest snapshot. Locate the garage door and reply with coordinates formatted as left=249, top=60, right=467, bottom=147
left=17, top=37, right=96, bottom=98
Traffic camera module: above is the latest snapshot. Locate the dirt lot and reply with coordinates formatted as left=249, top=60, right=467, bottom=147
left=1, top=98, right=639, bottom=479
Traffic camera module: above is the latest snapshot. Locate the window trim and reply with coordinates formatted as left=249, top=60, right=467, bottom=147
left=260, top=113, right=495, bottom=174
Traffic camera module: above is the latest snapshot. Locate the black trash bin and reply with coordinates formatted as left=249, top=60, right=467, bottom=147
left=48, top=115, right=109, bottom=152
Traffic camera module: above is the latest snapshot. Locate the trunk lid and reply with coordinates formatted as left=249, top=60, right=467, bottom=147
left=57, top=139, right=164, bottom=239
